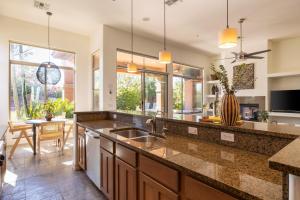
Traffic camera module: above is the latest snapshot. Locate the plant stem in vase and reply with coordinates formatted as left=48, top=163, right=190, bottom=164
left=211, top=65, right=244, bottom=126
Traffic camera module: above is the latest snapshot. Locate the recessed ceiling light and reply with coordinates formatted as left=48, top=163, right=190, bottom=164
left=142, top=17, right=150, bottom=22
left=33, top=0, right=50, bottom=10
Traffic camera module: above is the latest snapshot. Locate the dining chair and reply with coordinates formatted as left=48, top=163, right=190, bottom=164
left=8, top=122, right=33, bottom=159
left=63, top=120, right=73, bottom=146
left=38, top=121, right=65, bottom=156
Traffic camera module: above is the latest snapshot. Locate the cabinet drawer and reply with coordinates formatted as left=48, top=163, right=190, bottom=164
left=139, top=155, right=179, bottom=192
left=116, top=144, right=137, bottom=167
left=100, top=136, right=114, bottom=153
left=182, top=176, right=237, bottom=200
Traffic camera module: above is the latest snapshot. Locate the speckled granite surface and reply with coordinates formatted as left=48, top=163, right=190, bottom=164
left=75, top=110, right=300, bottom=139
left=77, top=120, right=283, bottom=200
left=269, top=137, right=300, bottom=176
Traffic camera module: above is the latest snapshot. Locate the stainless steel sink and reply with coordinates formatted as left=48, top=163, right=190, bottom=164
left=131, top=136, right=160, bottom=143
left=111, top=128, right=149, bottom=138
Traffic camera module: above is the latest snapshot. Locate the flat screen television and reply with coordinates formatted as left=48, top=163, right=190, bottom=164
left=271, top=90, right=300, bottom=113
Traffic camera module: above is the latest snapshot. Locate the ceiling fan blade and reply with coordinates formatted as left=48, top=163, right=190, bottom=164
left=214, top=57, right=235, bottom=61
left=245, top=55, right=264, bottom=59
left=246, top=49, right=271, bottom=56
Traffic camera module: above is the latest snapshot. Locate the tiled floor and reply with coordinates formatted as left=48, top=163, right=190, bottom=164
left=2, top=140, right=106, bottom=200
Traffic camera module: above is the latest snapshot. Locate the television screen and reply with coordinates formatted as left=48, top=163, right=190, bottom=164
left=271, top=90, right=300, bottom=113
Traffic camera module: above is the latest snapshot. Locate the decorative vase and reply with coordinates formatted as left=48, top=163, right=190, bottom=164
left=221, top=94, right=240, bottom=126
left=45, top=112, right=53, bottom=121
left=210, top=74, right=218, bottom=80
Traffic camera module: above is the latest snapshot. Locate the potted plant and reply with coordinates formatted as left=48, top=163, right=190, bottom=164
left=258, top=110, right=269, bottom=123
left=64, top=100, right=74, bottom=119
left=211, top=65, right=240, bottom=126
left=44, top=100, right=56, bottom=121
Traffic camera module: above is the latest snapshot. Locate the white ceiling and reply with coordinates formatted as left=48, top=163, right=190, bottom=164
left=1, top=0, right=300, bottom=54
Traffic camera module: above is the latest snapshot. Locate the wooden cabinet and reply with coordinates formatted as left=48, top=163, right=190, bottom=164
left=77, top=132, right=86, bottom=170
left=181, top=175, right=236, bottom=200
left=100, top=148, right=114, bottom=200
left=139, top=155, right=179, bottom=192
left=115, top=158, right=137, bottom=200
left=139, top=172, right=178, bottom=200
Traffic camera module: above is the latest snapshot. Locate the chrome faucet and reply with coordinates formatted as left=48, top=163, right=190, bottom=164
left=146, top=111, right=168, bottom=138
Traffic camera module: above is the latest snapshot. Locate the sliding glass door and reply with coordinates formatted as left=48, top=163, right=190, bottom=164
left=116, top=68, right=142, bottom=111
left=172, top=63, right=203, bottom=114
left=116, top=51, right=167, bottom=113
left=144, top=73, right=167, bottom=112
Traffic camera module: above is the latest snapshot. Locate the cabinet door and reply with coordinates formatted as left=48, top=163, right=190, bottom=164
left=100, top=148, right=114, bottom=200
left=139, top=173, right=178, bottom=200
left=115, top=158, right=137, bottom=200
left=182, top=176, right=236, bottom=200
left=77, top=133, right=86, bottom=170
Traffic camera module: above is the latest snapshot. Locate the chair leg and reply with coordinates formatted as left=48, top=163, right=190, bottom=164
left=9, top=136, right=22, bottom=159
left=38, top=138, right=40, bottom=156
left=23, top=131, right=34, bottom=150
left=64, top=125, right=73, bottom=146
left=61, top=136, right=64, bottom=155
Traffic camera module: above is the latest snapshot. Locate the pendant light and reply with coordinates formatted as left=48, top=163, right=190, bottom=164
left=218, top=0, right=237, bottom=49
left=36, top=12, right=61, bottom=86
left=159, top=0, right=172, bottom=64
left=127, top=0, right=138, bottom=73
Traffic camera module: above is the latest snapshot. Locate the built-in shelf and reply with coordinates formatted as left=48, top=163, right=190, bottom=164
left=207, top=80, right=220, bottom=84
left=269, top=112, right=300, bottom=118
left=267, top=71, right=300, bottom=78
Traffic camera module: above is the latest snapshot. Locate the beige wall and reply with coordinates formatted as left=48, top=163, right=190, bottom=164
left=0, top=15, right=91, bottom=125
left=269, top=37, right=300, bottom=73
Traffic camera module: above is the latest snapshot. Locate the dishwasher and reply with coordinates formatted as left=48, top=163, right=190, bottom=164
left=85, top=129, right=100, bottom=189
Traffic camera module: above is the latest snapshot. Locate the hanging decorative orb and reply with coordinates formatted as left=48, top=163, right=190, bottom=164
left=36, top=62, right=61, bottom=85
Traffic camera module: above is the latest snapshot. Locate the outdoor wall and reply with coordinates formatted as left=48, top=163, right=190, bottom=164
left=97, top=25, right=212, bottom=115
left=0, top=15, right=91, bottom=126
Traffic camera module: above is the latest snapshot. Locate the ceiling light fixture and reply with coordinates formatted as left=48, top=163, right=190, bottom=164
left=218, top=0, right=237, bottom=49
left=127, top=0, right=138, bottom=73
left=36, top=12, right=61, bottom=90
left=159, top=0, right=172, bottom=64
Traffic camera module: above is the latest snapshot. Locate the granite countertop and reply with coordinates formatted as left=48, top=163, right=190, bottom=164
left=77, top=120, right=283, bottom=200
left=269, top=137, right=300, bottom=176
left=77, top=120, right=133, bottom=130
left=105, top=110, right=300, bottom=139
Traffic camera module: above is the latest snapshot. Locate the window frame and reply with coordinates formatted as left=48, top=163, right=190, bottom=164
left=116, top=50, right=168, bottom=113
left=8, top=41, right=76, bottom=120
left=172, top=62, right=204, bottom=114
left=92, top=50, right=100, bottom=111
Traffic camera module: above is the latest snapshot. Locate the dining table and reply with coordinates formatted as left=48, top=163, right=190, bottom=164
left=26, top=118, right=66, bottom=155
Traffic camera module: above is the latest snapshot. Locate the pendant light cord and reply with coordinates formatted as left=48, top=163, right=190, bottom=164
left=226, top=0, right=229, bottom=28
left=47, top=12, right=52, bottom=64
left=131, top=0, right=134, bottom=63
left=163, top=0, right=166, bottom=50
left=240, top=19, right=243, bottom=51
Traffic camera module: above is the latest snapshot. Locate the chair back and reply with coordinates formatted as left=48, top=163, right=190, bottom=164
left=40, top=122, right=65, bottom=136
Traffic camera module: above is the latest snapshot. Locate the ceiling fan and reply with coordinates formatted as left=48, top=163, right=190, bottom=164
left=223, top=18, right=271, bottom=63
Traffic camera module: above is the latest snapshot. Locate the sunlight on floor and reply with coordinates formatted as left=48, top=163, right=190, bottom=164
left=23, top=147, right=33, bottom=153
left=4, top=170, right=18, bottom=187
left=62, top=160, right=73, bottom=166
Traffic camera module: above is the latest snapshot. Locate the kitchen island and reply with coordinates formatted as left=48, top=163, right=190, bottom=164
left=73, top=111, right=300, bottom=200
